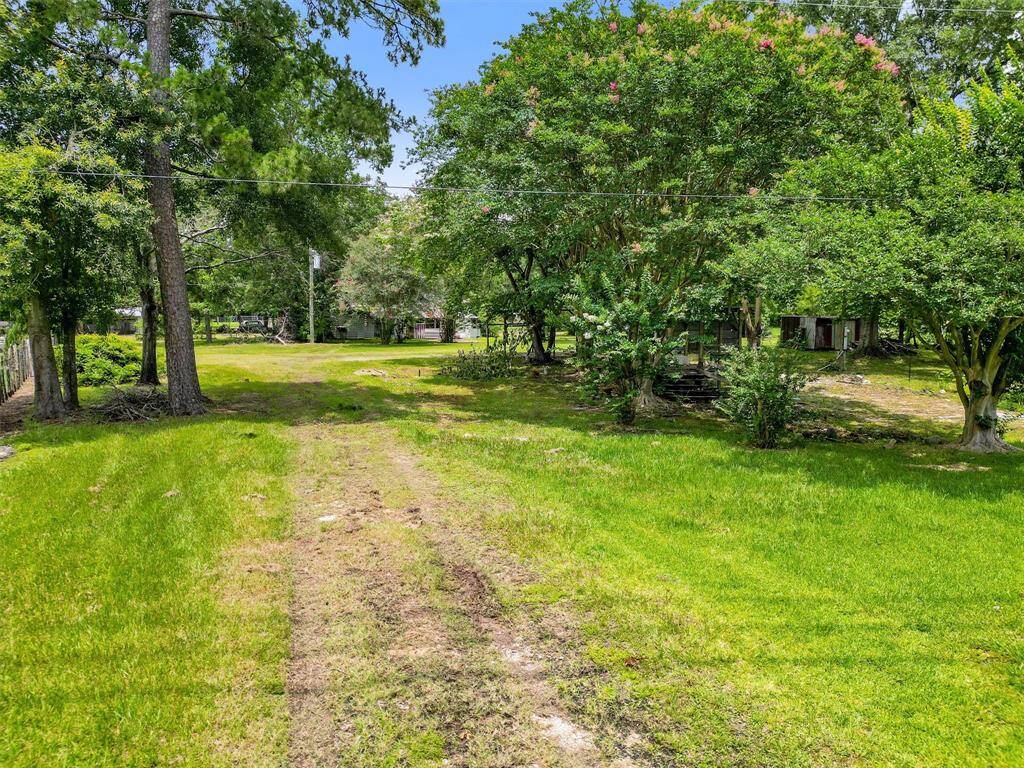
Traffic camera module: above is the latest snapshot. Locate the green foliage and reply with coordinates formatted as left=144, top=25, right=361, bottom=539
left=792, top=0, right=1024, bottom=99
left=717, top=347, right=807, bottom=447
left=569, top=258, right=686, bottom=422
left=340, top=200, right=433, bottom=342
left=796, top=284, right=824, bottom=316
left=438, top=347, right=515, bottom=380
left=756, top=65, right=1024, bottom=448
left=418, top=0, right=907, bottom=384
left=69, top=334, right=143, bottom=386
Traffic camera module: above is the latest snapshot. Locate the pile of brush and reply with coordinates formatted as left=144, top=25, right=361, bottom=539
left=92, top=386, right=171, bottom=422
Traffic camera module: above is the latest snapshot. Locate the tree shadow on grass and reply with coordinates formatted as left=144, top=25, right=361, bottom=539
left=798, top=391, right=960, bottom=441
left=10, top=360, right=1023, bottom=507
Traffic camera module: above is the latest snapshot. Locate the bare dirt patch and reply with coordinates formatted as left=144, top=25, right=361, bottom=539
left=808, top=375, right=964, bottom=425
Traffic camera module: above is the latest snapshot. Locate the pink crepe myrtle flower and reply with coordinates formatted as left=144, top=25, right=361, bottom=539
left=609, top=92, right=620, bottom=104
left=608, top=21, right=618, bottom=32
left=748, top=187, right=759, bottom=196
left=854, top=33, right=877, bottom=49
left=630, top=242, right=643, bottom=254
left=637, top=22, right=649, bottom=35
left=833, top=79, right=847, bottom=92
left=708, top=19, right=722, bottom=30
left=758, top=38, right=775, bottom=51
left=481, top=205, right=491, bottom=214
left=796, top=64, right=807, bottom=76
left=875, top=60, right=901, bottom=76
left=609, top=81, right=618, bottom=91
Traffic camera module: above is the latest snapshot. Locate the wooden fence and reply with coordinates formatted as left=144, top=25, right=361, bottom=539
left=0, top=340, right=32, bottom=406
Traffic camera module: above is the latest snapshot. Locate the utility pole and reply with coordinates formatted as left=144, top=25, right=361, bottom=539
left=308, top=250, right=319, bottom=344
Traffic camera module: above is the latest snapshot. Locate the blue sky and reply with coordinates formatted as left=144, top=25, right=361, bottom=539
left=327, top=0, right=561, bottom=190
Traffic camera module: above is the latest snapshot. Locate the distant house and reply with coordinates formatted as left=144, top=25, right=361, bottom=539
left=780, top=315, right=862, bottom=351
left=338, top=312, right=378, bottom=340
left=340, top=310, right=481, bottom=341
left=412, top=312, right=482, bottom=341
left=81, top=308, right=141, bottom=336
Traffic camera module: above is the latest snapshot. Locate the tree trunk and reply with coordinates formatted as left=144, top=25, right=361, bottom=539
left=378, top=318, right=395, bottom=344
left=27, top=293, right=66, bottom=420
left=547, top=324, right=556, bottom=354
left=740, top=295, right=763, bottom=349
left=60, top=313, right=80, bottom=410
left=959, top=382, right=1012, bottom=452
left=633, top=375, right=672, bottom=417
left=526, top=318, right=551, bottom=364
left=204, top=314, right=213, bottom=343
left=859, top=310, right=882, bottom=355
left=440, top=317, right=456, bottom=344
left=145, top=0, right=204, bottom=415
left=138, top=250, right=161, bottom=385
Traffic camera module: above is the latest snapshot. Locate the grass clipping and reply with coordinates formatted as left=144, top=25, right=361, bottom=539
left=92, top=386, right=171, bottom=422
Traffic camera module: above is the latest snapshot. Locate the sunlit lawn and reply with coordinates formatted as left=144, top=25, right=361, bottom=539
left=1, top=339, right=1021, bottom=767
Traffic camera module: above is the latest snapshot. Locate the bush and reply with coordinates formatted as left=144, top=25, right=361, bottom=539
left=72, top=334, right=143, bottom=386
left=568, top=266, right=686, bottom=424
left=717, top=347, right=807, bottom=448
left=439, top=347, right=515, bottom=380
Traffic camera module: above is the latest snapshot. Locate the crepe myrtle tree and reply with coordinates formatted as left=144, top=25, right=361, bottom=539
left=426, top=0, right=904, bottom=412
left=782, top=0, right=1024, bottom=102
left=415, top=98, right=588, bottom=364
left=14, top=0, right=443, bottom=415
left=768, top=68, right=1024, bottom=451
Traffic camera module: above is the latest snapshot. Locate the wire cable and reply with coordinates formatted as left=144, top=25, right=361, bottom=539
left=445, top=0, right=1024, bottom=16
left=28, top=167, right=881, bottom=203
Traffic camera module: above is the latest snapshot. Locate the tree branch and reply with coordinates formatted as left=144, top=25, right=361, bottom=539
left=44, top=36, right=123, bottom=66
left=182, top=222, right=228, bottom=241
left=168, top=7, right=230, bottom=21
left=185, top=251, right=279, bottom=274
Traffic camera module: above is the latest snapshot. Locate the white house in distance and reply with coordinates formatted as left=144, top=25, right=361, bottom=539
left=780, top=315, right=863, bottom=351
left=338, top=310, right=481, bottom=341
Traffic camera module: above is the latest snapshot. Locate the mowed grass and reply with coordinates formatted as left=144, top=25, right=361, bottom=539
left=402, top=408, right=1024, bottom=766
left=274, top=343, right=1022, bottom=767
left=2, top=339, right=1022, bottom=767
left=0, top=385, right=294, bottom=766
left=0, top=340, right=468, bottom=767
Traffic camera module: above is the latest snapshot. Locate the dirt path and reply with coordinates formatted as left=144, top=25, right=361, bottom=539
left=0, top=379, right=33, bottom=438
left=285, top=421, right=650, bottom=767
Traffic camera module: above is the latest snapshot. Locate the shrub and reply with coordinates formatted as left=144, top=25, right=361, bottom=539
left=72, top=334, right=143, bottom=386
left=439, top=347, right=515, bottom=380
left=568, top=266, right=686, bottom=424
left=717, top=347, right=807, bottom=448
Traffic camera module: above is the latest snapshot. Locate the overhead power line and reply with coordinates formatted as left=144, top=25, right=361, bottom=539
left=29, top=167, right=881, bottom=203
left=447, top=0, right=1024, bottom=16
left=759, top=0, right=1023, bottom=13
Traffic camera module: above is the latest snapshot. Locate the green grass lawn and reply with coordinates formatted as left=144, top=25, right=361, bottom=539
left=2, top=340, right=1022, bottom=767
